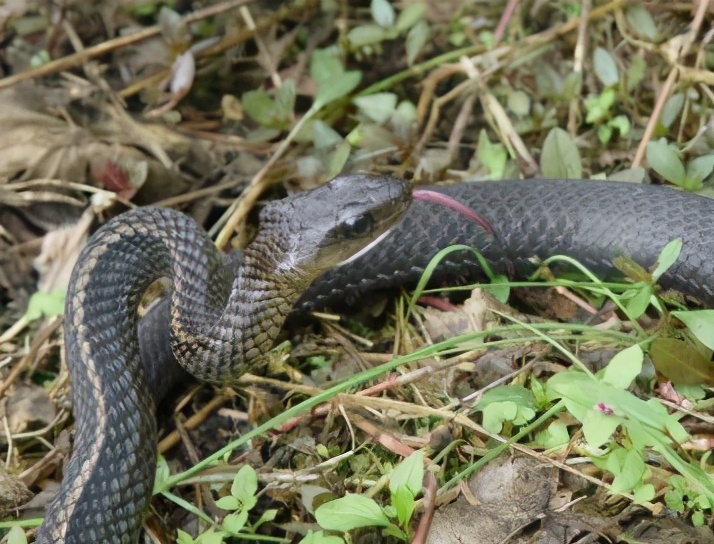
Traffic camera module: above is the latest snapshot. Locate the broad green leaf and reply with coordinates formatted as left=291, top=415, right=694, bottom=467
left=608, top=448, right=647, bottom=494
left=347, top=24, right=387, bottom=47
left=607, top=166, right=646, bottom=183
left=646, top=138, right=685, bottom=185
left=671, top=310, right=714, bottom=351
left=353, top=92, right=398, bottom=124
left=633, top=483, right=656, bottom=504
left=649, top=336, right=714, bottom=386
left=477, top=130, right=507, bottom=178
left=622, top=284, right=653, bottom=319
left=25, top=289, right=65, bottom=321
left=371, top=0, right=395, bottom=28
left=547, top=371, right=690, bottom=444
left=315, top=494, right=390, bottom=530
left=314, top=69, right=362, bottom=109
left=687, top=154, right=714, bottom=185
left=602, top=344, right=643, bottom=389
left=231, top=465, right=258, bottom=502
left=216, top=496, right=239, bottom=511
left=223, top=511, right=249, bottom=534
left=389, top=450, right=424, bottom=496
left=597, top=124, right=613, bottom=144
left=593, top=47, right=619, bottom=87
left=196, top=529, right=226, bottom=544
left=507, top=89, right=531, bottom=116
left=324, top=140, right=351, bottom=180
left=532, top=420, right=570, bottom=450
left=176, top=529, right=195, bottom=544
left=153, top=455, right=171, bottom=493
left=540, top=127, right=582, bottom=178
left=7, top=525, right=27, bottom=544
left=298, top=530, right=346, bottom=544
left=661, top=93, right=684, bottom=129
left=610, top=114, right=630, bottom=136
left=392, top=485, right=415, bottom=526
left=651, top=239, right=682, bottom=280
left=406, top=20, right=430, bottom=65
left=581, top=408, right=620, bottom=448
left=626, top=55, right=647, bottom=91
left=242, top=88, right=290, bottom=129
left=311, top=120, right=343, bottom=148
left=395, top=2, right=425, bottom=32
left=625, top=5, right=659, bottom=40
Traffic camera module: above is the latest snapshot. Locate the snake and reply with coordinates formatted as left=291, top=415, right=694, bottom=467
left=35, top=175, right=714, bottom=543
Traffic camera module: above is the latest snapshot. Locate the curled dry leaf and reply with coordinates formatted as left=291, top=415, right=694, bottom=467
left=34, top=209, right=94, bottom=293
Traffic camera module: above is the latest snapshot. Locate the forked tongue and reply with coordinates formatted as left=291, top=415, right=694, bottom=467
left=412, top=190, right=495, bottom=234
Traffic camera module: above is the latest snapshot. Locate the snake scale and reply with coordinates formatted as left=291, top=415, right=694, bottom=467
left=37, top=176, right=714, bottom=542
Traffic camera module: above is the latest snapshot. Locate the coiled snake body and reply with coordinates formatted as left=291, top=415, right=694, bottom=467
left=37, top=177, right=714, bottom=542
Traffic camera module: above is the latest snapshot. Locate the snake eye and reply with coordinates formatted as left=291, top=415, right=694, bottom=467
left=345, top=214, right=374, bottom=238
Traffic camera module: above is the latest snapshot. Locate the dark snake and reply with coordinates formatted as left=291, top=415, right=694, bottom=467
left=36, top=175, right=714, bottom=542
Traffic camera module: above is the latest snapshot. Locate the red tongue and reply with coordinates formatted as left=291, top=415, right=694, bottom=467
left=413, top=189, right=495, bottom=234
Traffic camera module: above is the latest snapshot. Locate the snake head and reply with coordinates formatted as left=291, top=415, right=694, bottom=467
left=253, top=173, right=412, bottom=283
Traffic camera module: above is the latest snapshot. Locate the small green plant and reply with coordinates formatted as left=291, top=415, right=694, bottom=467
left=584, top=88, right=631, bottom=144
left=347, top=0, right=429, bottom=66
left=307, top=450, right=425, bottom=542
left=645, top=137, right=714, bottom=190
left=174, top=465, right=276, bottom=544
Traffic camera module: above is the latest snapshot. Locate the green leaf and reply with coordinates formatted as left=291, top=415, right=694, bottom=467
left=395, top=2, right=425, bottom=32
left=311, top=120, right=343, bottom=148
left=593, top=47, right=619, bottom=87
left=176, top=529, right=196, bottom=544
left=686, top=154, right=714, bottom=185
left=507, top=89, right=531, bottom=116
left=392, top=485, right=415, bottom=526
left=353, top=92, right=398, bottom=124
left=7, top=525, right=28, bottom=544
left=597, top=124, right=612, bottom=144
left=621, top=284, right=653, bottom=319
left=311, top=50, right=362, bottom=108
left=609, top=114, right=630, bottom=136
left=532, top=420, right=570, bottom=450
left=371, top=0, right=395, bottom=28
left=24, top=289, right=65, bottom=321
left=540, top=127, right=582, bottom=178
left=625, top=5, right=659, bottom=40
left=651, top=239, right=682, bottom=280
left=581, top=407, right=620, bottom=448
left=222, top=510, right=249, bottom=534
left=196, top=529, right=226, bottom=544
left=633, top=483, right=656, bottom=504
left=646, top=138, right=686, bottom=185
left=231, top=465, right=258, bottom=502
left=406, top=20, right=430, bottom=65
left=649, top=336, right=714, bottom=386
left=347, top=23, right=387, bottom=47
left=477, top=130, right=507, bottom=178
left=315, top=494, right=390, bottom=531
left=608, top=448, right=647, bottom=494
left=153, top=455, right=171, bottom=493
left=661, top=93, right=684, bottom=129
left=298, top=530, right=346, bottom=544
left=671, top=310, right=714, bottom=351
left=602, top=344, right=643, bottom=389
left=241, top=86, right=292, bottom=130
left=389, top=450, right=424, bottom=496
left=216, top=496, right=240, bottom=511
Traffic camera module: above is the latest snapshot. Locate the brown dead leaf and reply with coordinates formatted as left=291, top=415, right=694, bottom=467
left=649, top=336, right=714, bottom=386
left=34, top=209, right=93, bottom=293
left=0, top=384, right=56, bottom=434
left=421, top=289, right=500, bottom=342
